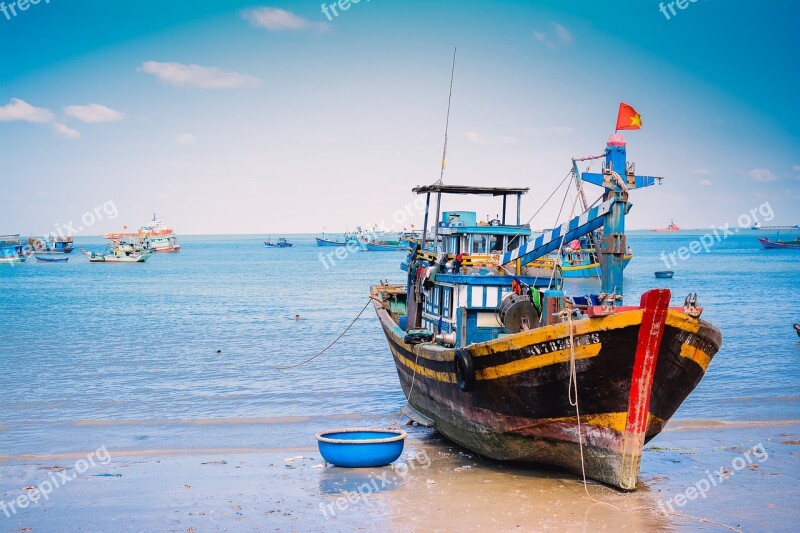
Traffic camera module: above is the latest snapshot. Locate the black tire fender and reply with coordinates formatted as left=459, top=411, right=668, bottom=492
left=454, top=348, right=475, bottom=392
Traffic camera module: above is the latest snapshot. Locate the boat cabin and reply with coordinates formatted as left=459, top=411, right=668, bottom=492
left=402, top=185, right=564, bottom=348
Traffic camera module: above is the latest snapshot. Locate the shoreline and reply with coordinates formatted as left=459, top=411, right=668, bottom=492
left=2, top=421, right=797, bottom=531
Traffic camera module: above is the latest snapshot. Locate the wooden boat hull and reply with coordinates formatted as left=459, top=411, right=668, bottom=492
left=371, top=285, right=721, bottom=490
left=758, top=237, right=800, bottom=249
left=654, top=271, right=674, bottom=279
left=35, top=255, right=68, bottom=262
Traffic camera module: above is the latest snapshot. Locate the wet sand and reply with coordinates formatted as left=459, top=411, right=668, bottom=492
left=1, top=421, right=798, bottom=532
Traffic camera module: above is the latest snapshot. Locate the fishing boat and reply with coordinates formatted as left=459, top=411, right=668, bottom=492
left=142, top=234, right=181, bottom=253
left=316, top=231, right=358, bottom=247
left=654, top=271, right=674, bottom=279
left=27, top=235, right=74, bottom=254
left=80, top=243, right=151, bottom=263
left=264, top=238, right=293, bottom=248
left=364, top=240, right=408, bottom=252
left=758, top=236, right=800, bottom=250
left=0, top=235, right=26, bottom=264
left=651, top=219, right=680, bottom=232
left=35, top=255, right=69, bottom=263
left=528, top=234, right=633, bottom=279
left=370, top=134, right=722, bottom=490
left=104, top=213, right=175, bottom=239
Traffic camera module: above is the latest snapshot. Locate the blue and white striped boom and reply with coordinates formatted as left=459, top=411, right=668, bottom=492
left=501, top=199, right=614, bottom=266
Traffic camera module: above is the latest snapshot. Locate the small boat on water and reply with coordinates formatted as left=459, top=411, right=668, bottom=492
left=654, top=271, right=674, bottom=279
left=0, top=234, right=26, bottom=264
left=80, top=243, right=151, bottom=263
left=315, top=231, right=358, bottom=247
left=371, top=133, right=722, bottom=491
left=27, top=235, right=74, bottom=254
left=142, top=234, right=181, bottom=253
left=651, top=219, right=680, bottom=232
left=35, top=255, right=69, bottom=263
left=264, top=238, right=293, bottom=248
left=758, top=236, right=800, bottom=250
left=794, top=323, right=800, bottom=338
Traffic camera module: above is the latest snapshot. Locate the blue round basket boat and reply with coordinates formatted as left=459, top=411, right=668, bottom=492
left=315, top=428, right=407, bottom=468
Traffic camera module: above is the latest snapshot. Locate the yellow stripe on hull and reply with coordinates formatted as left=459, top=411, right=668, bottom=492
left=680, top=343, right=712, bottom=371
left=477, top=344, right=601, bottom=380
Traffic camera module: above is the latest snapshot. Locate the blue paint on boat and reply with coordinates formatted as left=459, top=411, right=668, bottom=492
left=654, top=270, right=674, bottom=279
left=315, top=428, right=407, bottom=467
left=35, top=255, right=69, bottom=263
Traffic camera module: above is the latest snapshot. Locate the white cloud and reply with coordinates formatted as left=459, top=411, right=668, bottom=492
left=64, top=104, right=125, bottom=123
left=533, top=32, right=552, bottom=48
left=242, top=7, right=327, bottom=31
left=465, top=131, right=490, bottom=145
left=64, top=103, right=125, bottom=123
left=139, top=61, right=262, bottom=89
left=533, top=22, right=572, bottom=48
left=52, top=122, right=80, bottom=139
left=176, top=133, right=197, bottom=145
left=699, top=179, right=712, bottom=187
left=552, top=22, right=573, bottom=45
left=0, top=98, right=54, bottom=123
left=748, top=168, right=778, bottom=182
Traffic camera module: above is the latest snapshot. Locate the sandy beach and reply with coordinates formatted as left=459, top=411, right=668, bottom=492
left=2, top=420, right=797, bottom=532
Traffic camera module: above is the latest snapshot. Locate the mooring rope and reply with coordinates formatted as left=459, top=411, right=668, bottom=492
left=274, top=298, right=373, bottom=370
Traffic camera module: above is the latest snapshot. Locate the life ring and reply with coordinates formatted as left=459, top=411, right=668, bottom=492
left=454, top=348, right=475, bottom=392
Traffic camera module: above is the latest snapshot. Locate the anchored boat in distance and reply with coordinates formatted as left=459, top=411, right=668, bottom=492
left=370, top=134, right=722, bottom=490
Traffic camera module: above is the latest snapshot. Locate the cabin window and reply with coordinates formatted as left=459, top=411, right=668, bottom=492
left=441, top=286, right=453, bottom=319
left=472, top=235, right=486, bottom=254
left=490, top=235, right=504, bottom=253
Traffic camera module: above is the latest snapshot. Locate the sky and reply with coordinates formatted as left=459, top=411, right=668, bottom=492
left=1, top=0, right=798, bottom=235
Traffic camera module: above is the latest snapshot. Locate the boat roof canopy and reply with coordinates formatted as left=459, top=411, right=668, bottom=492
left=413, top=184, right=529, bottom=197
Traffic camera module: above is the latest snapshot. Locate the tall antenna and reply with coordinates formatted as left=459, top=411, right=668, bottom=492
left=436, top=47, right=457, bottom=185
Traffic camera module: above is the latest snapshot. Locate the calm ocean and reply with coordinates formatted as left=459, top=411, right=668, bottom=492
left=1, top=231, right=798, bottom=456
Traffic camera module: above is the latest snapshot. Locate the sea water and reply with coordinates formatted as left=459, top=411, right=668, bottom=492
left=1, top=231, right=798, bottom=456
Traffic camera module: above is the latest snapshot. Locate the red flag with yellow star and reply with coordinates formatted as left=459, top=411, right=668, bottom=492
left=616, top=103, right=642, bottom=131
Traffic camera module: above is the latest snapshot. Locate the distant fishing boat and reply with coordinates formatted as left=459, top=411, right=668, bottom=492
left=142, top=234, right=181, bottom=253
left=528, top=234, right=633, bottom=279
left=0, top=234, right=26, bottom=264
left=264, top=238, right=293, bottom=248
left=35, top=255, right=69, bottom=263
left=364, top=241, right=407, bottom=252
left=372, top=134, right=721, bottom=491
left=27, top=235, right=74, bottom=254
left=654, top=270, right=674, bottom=279
left=104, top=213, right=175, bottom=239
left=758, top=237, right=800, bottom=249
left=80, top=243, right=151, bottom=263
left=651, top=219, right=680, bottom=232
left=315, top=231, right=358, bottom=247
left=751, top=223, right=799, bottom=230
